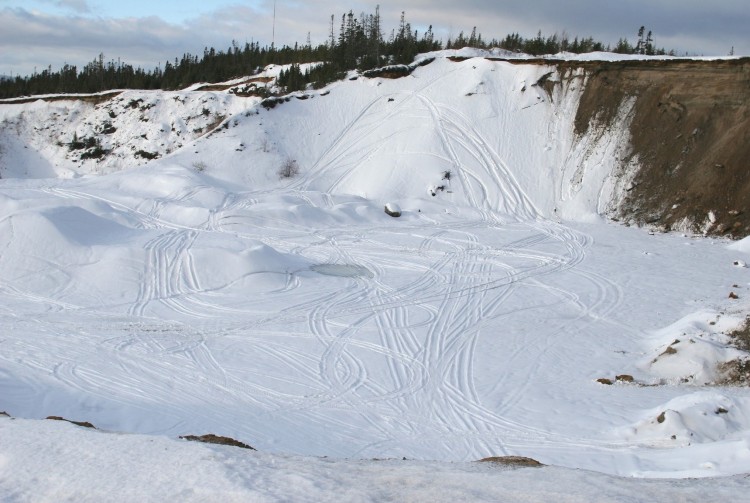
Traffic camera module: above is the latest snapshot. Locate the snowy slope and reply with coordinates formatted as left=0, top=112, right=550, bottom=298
left=0, top=90, right=249, bottom=177
left=1, top=57, right=634, bottom=221
left=1, top=52, right=750, bottom=496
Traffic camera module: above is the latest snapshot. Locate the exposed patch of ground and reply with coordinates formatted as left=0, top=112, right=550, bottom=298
left=196, top=76, right=273, bottom=92
left=727, top=317, right=750, bottom=351
left=362, top=57, right=435, bottom=79
left=718, top=318, right=750, bottom=385
left=0, top=91, right=123, bottom=105
left=716, top=359, right=750, bottom=385
left=597, top=374, right=636, bottom=386
left=478, top=456, right=544, bottom=467
left=179, top=433, right=256, bottom=450
left=45, top=415, right=96, bottom=429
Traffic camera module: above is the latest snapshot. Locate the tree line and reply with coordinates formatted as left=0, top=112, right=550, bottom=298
left=0, top=7, right=670, bottom=99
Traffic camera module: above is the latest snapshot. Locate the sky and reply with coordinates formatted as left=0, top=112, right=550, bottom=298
left=1, top=0, right=748, bottom=77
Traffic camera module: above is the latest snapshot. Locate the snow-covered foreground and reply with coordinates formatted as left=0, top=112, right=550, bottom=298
left=1, top=54, right=750, bottom=498
left=3, top=417, right=749, bottom=503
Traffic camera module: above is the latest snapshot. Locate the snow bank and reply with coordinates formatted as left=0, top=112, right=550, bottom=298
left=2, top=417, right=749, bottom=502
left=619, top=392, right=750, bottom=448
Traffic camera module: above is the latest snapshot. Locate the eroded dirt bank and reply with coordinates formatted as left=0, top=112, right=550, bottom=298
left=565, top=58, right=749, bottom=237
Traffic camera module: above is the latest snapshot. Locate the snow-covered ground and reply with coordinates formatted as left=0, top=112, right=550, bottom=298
left=4, top=417, right=750, bottom=503
left=1, top=53, right=749, bottom=499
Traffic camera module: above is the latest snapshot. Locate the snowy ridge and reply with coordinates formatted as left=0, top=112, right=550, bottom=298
left=1, top=52, right=750, bottom=497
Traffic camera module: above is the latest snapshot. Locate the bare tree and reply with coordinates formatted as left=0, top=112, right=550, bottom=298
left=278, top=158, right=300, bottom=178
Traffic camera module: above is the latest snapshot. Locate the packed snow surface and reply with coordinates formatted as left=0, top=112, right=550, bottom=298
left=1, top=53, right=750, bottom=498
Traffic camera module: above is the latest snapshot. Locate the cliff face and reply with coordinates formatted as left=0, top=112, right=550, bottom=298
left=566, top=58, right=750, bottom=237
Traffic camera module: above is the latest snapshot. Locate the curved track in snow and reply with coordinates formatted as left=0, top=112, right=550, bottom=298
left=0, top=61, right=667, bottom=470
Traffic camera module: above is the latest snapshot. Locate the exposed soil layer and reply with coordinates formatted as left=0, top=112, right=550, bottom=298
left=0, top=91, right=123, bottom=105
left=563, top=58, right=750, bottom=237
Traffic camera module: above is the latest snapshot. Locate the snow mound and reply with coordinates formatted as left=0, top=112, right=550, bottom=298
left=638, top=310, right=747, bottom=385
left=43, top=206, right=139, bottom=246
left=619, top=392, right=750, bottom=448
left=2, top=204, right=136, bottom=254
left=636, top=310, right=749, bottom=385
left=311, top=263, right=374, bottom=278
left=728, top=236, right=750, bottom=254
left=192, top=240, right=308, bottom=292
left=642, top=335, right=742, bottom=385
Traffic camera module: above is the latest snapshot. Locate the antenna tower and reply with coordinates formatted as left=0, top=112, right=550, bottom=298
left=272, top=1, right=277, bottom=49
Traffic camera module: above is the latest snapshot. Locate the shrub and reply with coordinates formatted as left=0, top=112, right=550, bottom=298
left=135, top=150, right=159, bottom=160
left=69, top=132, right=85, bottom=150
left=100, top=122, right=117, bottom=134
left=278, top=158, right=299, bottom=178
left=80, top=147, right=107, bottom=159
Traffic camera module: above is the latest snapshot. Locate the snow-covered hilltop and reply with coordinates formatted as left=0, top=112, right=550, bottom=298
left=1, top=51, right=750, bottom=499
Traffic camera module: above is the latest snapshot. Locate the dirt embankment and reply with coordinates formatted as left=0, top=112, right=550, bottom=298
left=564, top=58, right=750, bottom=237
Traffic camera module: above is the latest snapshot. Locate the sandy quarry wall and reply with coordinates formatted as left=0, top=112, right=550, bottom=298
left=563, top=58, right=750, bottom=237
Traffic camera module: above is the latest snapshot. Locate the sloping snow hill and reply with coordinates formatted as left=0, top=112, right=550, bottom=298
left=1, top=53, right=750, bottom=493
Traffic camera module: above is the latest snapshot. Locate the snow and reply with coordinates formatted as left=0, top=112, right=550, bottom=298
left=3, top=417, right=750, bottom=502
left=729, top=236, right=750, bottom=254
left=0, top=418, right=747, bottom=502
left=1, top=51, right=749, bottom=499
left=424, top=47, right=743, bottom=62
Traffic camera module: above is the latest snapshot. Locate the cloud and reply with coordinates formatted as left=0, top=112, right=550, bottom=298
left=0, top=1, right=747, bottom=76
left=55, top=0, right=90, bottom=13
left=354, top=0, right=747, bottom=55
left=0, top=7, right=203, bottom=74
left=30, top=0, right=91, bottom=13
left=0, top=4, right=304, bottom=75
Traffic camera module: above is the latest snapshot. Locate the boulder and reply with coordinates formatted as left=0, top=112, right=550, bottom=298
left=384, top=203, right=402, bottom=218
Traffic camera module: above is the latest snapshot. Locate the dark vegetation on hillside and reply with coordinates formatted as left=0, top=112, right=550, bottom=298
left=0, top=6, right=668, bottom=99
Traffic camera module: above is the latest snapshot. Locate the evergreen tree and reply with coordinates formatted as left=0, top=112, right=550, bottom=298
left=636, top=26, right=646, bottom=54
left=0, top=9, right=680, bottom=100
left=645, top=30, right=654, bottom=55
